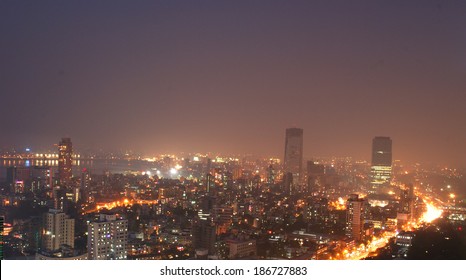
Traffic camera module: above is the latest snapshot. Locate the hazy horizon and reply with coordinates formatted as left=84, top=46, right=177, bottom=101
left=2, top=1, right=465, bottom=168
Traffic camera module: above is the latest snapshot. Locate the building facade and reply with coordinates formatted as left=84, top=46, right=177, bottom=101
left=192, top=216, right=216, bottom=255
left=345, top=194, right=365, bottom=241
left=87, top=214, right=128, bottom=260
left=58, top=137, right=73, bottom=185
left=370, top=136, right=392, bottom=193
left=284, top=128, right=303, bottom=185
left=228, top=239, right=256, bottom=259
left=42, top=209, right=74, bottom=252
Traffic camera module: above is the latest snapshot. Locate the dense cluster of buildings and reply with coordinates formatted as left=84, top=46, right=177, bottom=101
left=0, top=131, right=463, bottom=260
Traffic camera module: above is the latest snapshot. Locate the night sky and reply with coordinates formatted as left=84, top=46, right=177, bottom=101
left=1, top=1, right=465, bottom=167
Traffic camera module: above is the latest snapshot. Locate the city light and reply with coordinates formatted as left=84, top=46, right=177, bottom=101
left=2, top=1, right=466, bottom=267
left=2, top=138, right=465, bottom=261
left=420, top=202, right=443, bottom=223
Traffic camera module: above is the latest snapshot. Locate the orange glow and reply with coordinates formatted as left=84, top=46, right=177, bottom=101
left=420, top=202, right=442, bottom=223
left=329, top=197, right=346, bottom=210
left=86, top=198, right=160, bottom=214
left=337, top=192, right=442, bottom=260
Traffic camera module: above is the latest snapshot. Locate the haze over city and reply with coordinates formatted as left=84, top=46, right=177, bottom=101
left=2, top=1, right=466, bottom=267
left=1, top=0, right=466, bottom=167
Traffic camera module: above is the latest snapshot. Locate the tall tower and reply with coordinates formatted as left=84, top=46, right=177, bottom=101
left=42, top=209, right=74, bottom=252
left=345, top=194, right=365, bottom=241
left=87, top=214, right=128, bottom=260
left=284, top=128, right=303, bottom=185
left=58, top=137, right=73, bottom=185
left=370, top=136, right=392, bottom=193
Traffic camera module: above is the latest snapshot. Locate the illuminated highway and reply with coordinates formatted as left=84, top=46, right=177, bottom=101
left=340, top=193, right=443, bottom=260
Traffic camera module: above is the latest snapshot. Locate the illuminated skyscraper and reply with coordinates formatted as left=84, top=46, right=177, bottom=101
left=284, top=128, right=303, bottom=185
left=370, top=136, right=392, bottom=193
left=87, top=214, right=128, bottom=260
left=58, top=137, right=73, bottom=185
left=345, top=194, right=365, bottom=241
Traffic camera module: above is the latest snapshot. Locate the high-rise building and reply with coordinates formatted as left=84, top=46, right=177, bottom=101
left=284, top=128, right=303, bottom=185
left=42, top=209, right=75, bottom=252
left=31, top=166, right=53, bottom=193
left=87, top=214, right=128, bottom=260
left=266, top=164, right=275, bottom=184
left=397, top=184, right=415, bottom=228
left=283, top=172, right=293, bottom=195
left=307, top=161, right=325, bottom=177
left=80, top=168, right=92, bottom=203
left=399, top=184, right=414, bottom=214
left=26, top=216, right=42, bottom=254
left=53, top=187, right=68, bottom=211
left=192, top=216, right=216, bottom=255
left=306, top=161, right=325, bottom=192
left=345, top=194, right=365, bottom=241
left=206, top=173, right=215, bottom=194
left=80, top=168, right=90, bottom=189
left=370, top=136, right=392, bottom=193
left=58, top=137, right=73, bottom=185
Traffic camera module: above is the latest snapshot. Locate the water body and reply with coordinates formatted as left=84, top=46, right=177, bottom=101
left=0, top=158, right=158, bottom=180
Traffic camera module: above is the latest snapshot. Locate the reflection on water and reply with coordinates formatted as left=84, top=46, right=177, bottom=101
left=1, top=159, right=62, bottom=167
left=0, top=159, right=158, bottom=176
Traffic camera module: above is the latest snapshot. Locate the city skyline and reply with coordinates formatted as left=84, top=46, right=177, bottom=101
left=3, top=133, right=463, bottom=261
left=1, top=132, right=462, bottom=169
left=1, top=1, right=466, bottom=168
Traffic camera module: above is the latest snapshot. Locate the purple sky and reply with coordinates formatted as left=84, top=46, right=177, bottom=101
left=1, top=1, right=465, bottom=167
